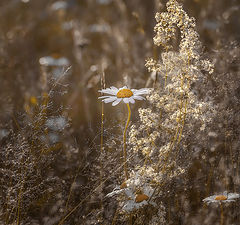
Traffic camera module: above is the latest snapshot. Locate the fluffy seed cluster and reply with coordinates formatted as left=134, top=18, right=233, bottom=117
left=147, top=0, right=214, bottom=75
left=118, top=0, right=216, bottom=219
left=0, top=132, right=61, bottom=222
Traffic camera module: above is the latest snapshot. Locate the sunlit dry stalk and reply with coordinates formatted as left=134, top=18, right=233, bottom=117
left=100, top=68, right=106, bottom=155
left=16, top=160, right=27, bottom=225
left=111, top=208, right=119, bottom=225
left=99, top=68, right=105, bottom=221
left=57, top=151, right=140, bottom=225
left=64, top=164, right=82, bottom=212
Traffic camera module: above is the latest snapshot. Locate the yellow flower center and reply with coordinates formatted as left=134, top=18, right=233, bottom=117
left=135, top=194, right=149, bottom=203
left=117, top=89, right=133, bottom=98
left=120, top=182, right=127, bottom=189
left=215, top=195, right=227, bottom=201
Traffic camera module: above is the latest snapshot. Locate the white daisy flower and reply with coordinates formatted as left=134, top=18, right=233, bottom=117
left=106, top=184, right=155, bottom=212
left=203, top=191, right=239, bottom=204
left=98, top=86, right=150, bottom=106
left=122, top=185, right=155, bottom=212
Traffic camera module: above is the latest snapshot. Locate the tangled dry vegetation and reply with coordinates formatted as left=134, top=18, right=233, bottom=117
left=0, top=0, right=239, bottom=224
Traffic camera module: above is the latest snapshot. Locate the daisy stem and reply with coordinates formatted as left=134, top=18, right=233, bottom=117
left=220, top=203, right=224, bottom=225
left=123, top=103, right=131, bottom=180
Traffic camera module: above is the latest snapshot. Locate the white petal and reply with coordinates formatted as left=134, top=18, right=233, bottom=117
left=99, top=95, right=114, bottom=99
left=99, top=88, right=118, bottom=95
left=133, top=95, right=145, bottom=100
left=112, top=98, right=122, bottom=106
left=129, top=97, right=135, bottom=104
left=123, top=200, right=135, bottom=211
left=134, top=92, right=148, bottom=96
left=202, top=198, right=209, bottom=202
left=134, top=88, right=150, bottom=95
left=123, top=98, right=130, bottom=103
left=106, top=189, right=123, bottom=197
left=120, top=86, right=128, bottom=90
left=223, top=191, right=228, bottom=196
left=228, top=193, right=239, bottom=200
left=143, top=186, right=154, bottom=197
left=210, top=200, right=218, bottom=203
left=103, top=96, right=117, bottom=103
left=124, top=188, right=135, bottom=198
left=110, top=86, right=119, bottom=91
left=203, top=196, right=215, bottom=202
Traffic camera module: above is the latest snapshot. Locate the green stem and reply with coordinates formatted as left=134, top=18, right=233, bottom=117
left=123, top=103, right=131, bottom=179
